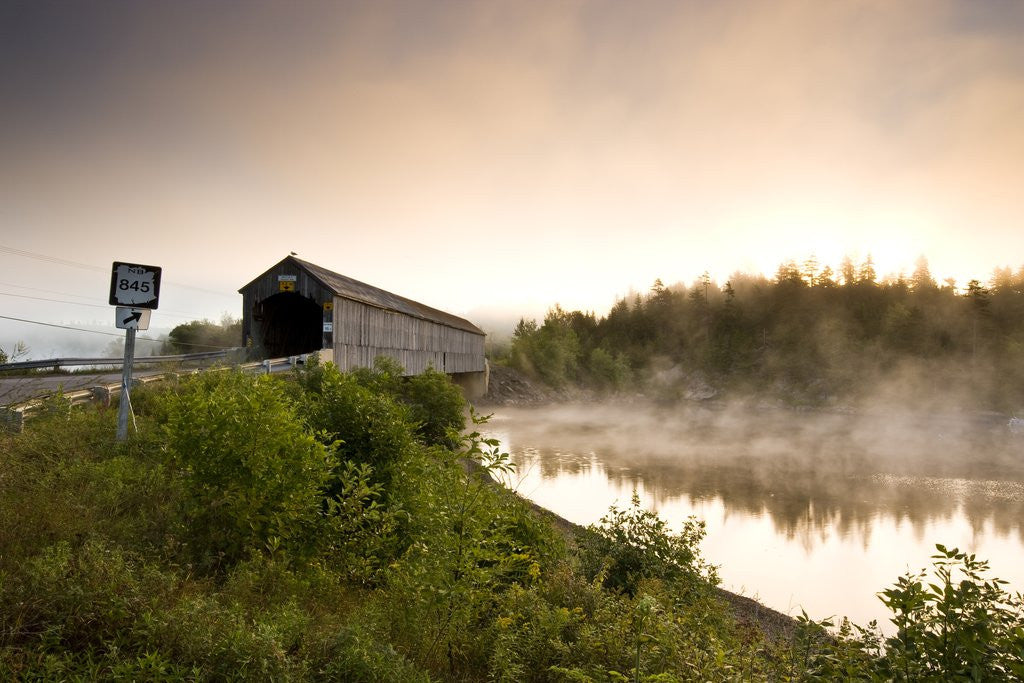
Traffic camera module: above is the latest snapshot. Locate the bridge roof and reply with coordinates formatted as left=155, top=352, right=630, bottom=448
left=241, top=256, right=484, bottom=336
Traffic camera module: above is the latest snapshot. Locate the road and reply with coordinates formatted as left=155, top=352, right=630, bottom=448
left=1, top=358, right=299, bottom=406
left=0, top=369, right=170, bottom=406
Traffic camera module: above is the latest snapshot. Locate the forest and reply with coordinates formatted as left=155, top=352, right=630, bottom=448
left=1, top=358, right=1022, bottom=680
left=504, top=257, right=1024, bottom=412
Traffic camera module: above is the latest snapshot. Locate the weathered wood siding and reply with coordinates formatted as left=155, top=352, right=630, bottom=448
left=332, top=298, right=485, bottom=375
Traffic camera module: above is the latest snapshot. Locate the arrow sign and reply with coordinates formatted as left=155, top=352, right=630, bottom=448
left=115, top=306, right=152, bottom=330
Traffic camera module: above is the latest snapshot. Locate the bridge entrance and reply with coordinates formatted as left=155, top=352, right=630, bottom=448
left=256, top=292, right=322, bottom=358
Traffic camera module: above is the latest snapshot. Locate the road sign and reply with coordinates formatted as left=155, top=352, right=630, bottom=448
left=115, top=306, right=152, bottom=330
left=109, top=262, right=161, bottom=309
left=108, top=261, right=161, bottom=441
left=323, top=322, right=334, bottom=332
left=278, top=274, right=297, bottom=292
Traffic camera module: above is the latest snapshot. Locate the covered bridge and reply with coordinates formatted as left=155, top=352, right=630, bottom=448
left=239, top=256, right=487, bottom=397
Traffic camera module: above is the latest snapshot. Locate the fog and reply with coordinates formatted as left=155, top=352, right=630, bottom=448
left=482, top=395, right=1024, bottom=625
left=0, top=323, right=172, bottom=361
left=484, top=395, right=1024, bottom=544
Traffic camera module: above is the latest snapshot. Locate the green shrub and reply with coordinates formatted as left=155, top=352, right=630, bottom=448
left=0, top=540, right=171, bottom=657
left=794, top=544, right=1024, bottom=681
left=378, top=418, right=570, bottom=676
left=301, top=362, right=414, bottom=490
left=322, top=623, right=431, bottom=683
left=323, top=356, right=466, bottom=448
left=162, top=371, right=332, bottom=568
left=489, top=566, right=749, bottom=682
left=877, top=544, right=1024, bottom=680
left=578, top=492, right=717, bottom=597
left=349, top=355, right=405, bottom=397
left=400, top=366, right=466, bottom=447
left=0, top=408, right=176, bottom=570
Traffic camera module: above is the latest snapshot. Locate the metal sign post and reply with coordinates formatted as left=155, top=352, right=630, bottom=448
left=116, top=327, right=137, bottom=440
left=109, top=262, right=161, bottom=441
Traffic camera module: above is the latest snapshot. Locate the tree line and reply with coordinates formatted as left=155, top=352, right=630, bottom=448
left=506, top=257, right=1024, bottom=410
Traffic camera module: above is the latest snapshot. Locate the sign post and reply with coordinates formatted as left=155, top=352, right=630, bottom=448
left=117, top=327, right=137, bottom=440
left=109, top=262, right=161, bottom=441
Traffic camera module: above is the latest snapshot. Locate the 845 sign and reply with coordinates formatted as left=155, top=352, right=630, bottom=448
left=109, top=262, right=161, bottom=309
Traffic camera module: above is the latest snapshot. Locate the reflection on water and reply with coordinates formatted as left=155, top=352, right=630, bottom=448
left=481, top=403, right=1024, bottom=629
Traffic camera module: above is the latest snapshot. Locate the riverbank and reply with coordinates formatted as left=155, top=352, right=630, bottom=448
left=464, top=456, right=800, bottom=642
left=474, top=369, right=800, bottom=639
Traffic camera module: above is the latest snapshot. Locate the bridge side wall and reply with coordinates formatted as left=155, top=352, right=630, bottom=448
left=331, top=297, right=485, bottom=376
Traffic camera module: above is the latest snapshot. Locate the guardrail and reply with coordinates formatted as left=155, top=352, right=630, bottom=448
left=0, top=352, right=316, bottom=434
left=0, top=348, right=243, bottom=373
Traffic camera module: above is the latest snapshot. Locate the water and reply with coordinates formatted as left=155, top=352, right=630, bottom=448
left=481, top=402, right=1024, bottom=629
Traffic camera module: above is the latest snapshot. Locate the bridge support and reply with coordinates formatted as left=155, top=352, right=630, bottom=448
left=450, top=362, right=489, bottom=401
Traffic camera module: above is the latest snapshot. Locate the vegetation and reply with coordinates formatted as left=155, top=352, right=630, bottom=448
left=1, top=363, right=1022, bottom=680
left=0, top=341, right=28, bottom=366
left=508, top=258, right=1024, bottom=410
left=164, top=315, right=242, bottom=353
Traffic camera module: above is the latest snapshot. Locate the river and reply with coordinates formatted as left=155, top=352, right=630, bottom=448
left=480, top=402, right=1024, bottom=630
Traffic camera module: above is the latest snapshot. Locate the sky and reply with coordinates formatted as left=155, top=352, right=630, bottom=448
left=2, top=0, right=1024, bottom=357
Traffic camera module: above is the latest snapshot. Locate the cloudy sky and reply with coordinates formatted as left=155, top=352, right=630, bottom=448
left=2, top=0, right=1024, bottom=354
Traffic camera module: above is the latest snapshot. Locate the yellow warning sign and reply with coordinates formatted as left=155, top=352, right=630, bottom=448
left=279, top=281, right=295, bottom=292
left=323, top=301, right=334, bottom=312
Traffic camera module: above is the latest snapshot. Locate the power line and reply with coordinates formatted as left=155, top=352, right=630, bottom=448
left=0, top=291, right=109, bottom=309
left=0, top=243, right=239, bottom=298
left=0, top=281, right=231, bottom=319
left=0, top=290, right=216, bottom=321
left=0, top=244, right=104, bottom=272
left=0, top=280, right=107, bottom=302
left=0, top=314, right=234, bottom=349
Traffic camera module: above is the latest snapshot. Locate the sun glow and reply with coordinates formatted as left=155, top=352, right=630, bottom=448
left=727, top=201, right=940, bottom=283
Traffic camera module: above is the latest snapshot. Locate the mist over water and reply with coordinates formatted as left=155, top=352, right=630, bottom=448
left=481, top=401, right=1024, bottom=629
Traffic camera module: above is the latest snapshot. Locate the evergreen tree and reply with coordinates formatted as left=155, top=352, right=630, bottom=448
left=911, top=255, right=937, bottom=291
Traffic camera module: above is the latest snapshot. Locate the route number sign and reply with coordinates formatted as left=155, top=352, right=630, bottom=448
left=109, top=262, right=161, bottom=309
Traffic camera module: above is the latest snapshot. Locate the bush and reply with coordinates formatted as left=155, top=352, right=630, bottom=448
left=400, top=366, right=466, bottom=447
left=322, top=624, right=431, bottom=683
left=161, top=371, right=332, bottom=568
left=0, top=407, right=176, bottom=570
left=578, top=492, right=717, bottom=597
left=877, top=544, right=1024, bottom=680
left=164, top=316, right=240, bottom=354
left=793, top=544, right=1024, bottom=681
left=343, top=357, right=466, bottom=447
left=349, top=355, right=405, bottom=397
left=301, top=363, right=414, bottom=491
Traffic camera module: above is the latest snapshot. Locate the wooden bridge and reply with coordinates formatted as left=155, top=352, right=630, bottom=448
left=239, top=256, right=488, bottom=397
